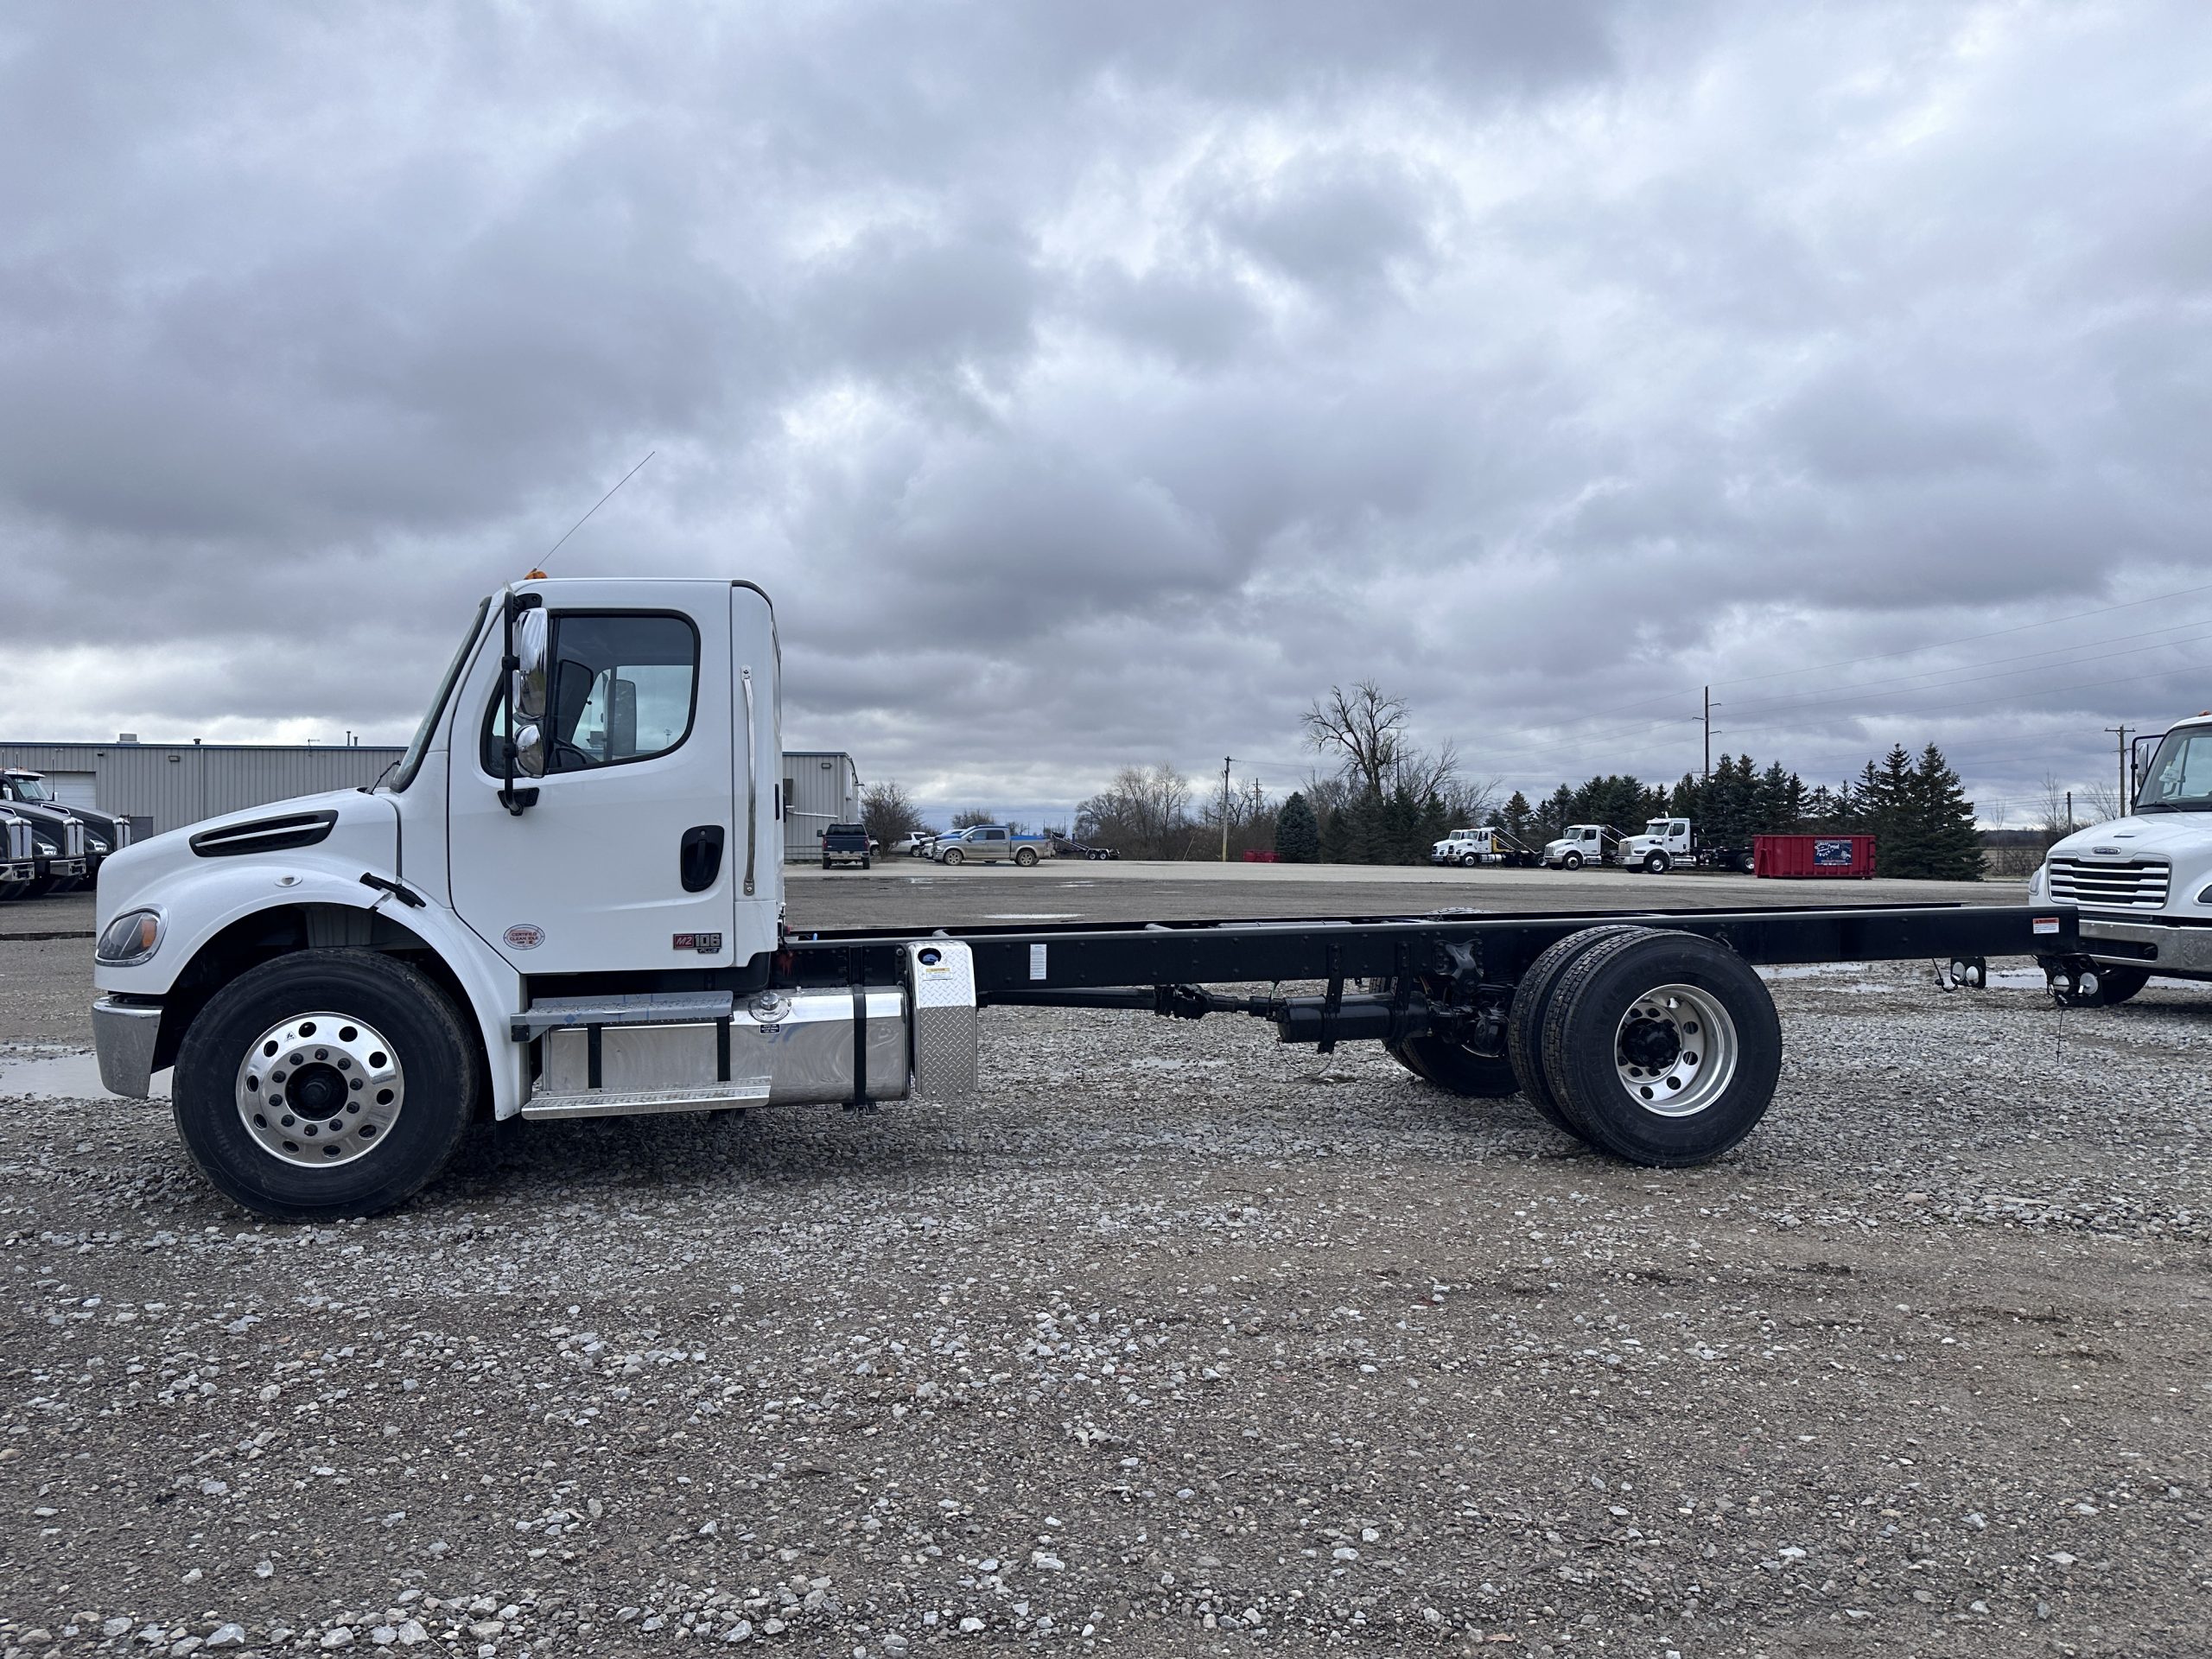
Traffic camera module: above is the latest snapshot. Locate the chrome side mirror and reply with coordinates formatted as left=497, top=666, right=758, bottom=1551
left=510, top=608, right=549, bottom=724
left=512, top=721, right=548, bottom=779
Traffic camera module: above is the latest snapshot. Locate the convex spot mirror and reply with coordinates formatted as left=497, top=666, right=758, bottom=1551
left=512, top=721, right=548, bottom=779
left=510, top=607, right=549, bottom=725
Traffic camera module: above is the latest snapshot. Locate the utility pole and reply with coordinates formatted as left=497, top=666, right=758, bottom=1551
left=1220, top=757, right=1233, bottom=862
left=1702, top=687, right=1721, bottom=780
left=2065, top=789, right=2073, bottom=834
left=2104, top=725, right=2133, bottom=814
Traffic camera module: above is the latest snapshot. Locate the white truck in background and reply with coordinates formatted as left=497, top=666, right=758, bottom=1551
left=2030, top=714, right=2212, bottom=1005
left=1429, top=827, right=1541, bottom=868
left=1614, top=818, right=1756, bottom=875
left=1541, top=823, right=1620, bottom=870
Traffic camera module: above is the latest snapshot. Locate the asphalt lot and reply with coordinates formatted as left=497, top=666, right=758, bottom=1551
left=2, top=863, right=2207, bottom=1656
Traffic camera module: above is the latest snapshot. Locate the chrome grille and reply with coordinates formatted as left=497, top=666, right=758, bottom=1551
left=63, top=819, right=86, bottom=858
left=3, top=817, right=28, bottom=861
left=2048, top=856, right=2171, bottom=910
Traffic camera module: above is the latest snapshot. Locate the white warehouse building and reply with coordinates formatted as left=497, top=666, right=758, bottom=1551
left=1, top=739, right=862, bottom=860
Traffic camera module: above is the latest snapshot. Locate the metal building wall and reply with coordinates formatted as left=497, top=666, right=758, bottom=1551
left=781, top=751, right=861, bottom=860
left=0, top=741, right=403, bottom=837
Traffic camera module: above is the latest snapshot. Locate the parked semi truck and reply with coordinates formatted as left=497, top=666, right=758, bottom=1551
left=1542, top=823, right=1620, bottom=869
left=0, top=808, right=37, bottom=899
left=1428, top=826, right=1541, bottom=868
left=90, top=575, right=2084, bottom=1220
left=0, top=779, right=90, bottom=899
left=2, top=769, right=130, bottom=893
left=1616, top=818, right=1754, bottom=875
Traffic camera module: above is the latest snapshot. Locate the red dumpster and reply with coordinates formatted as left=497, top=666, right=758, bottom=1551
left=1755, top=833, right=1875, bottom=879
left=1241, top=849, right=1279, bottom=863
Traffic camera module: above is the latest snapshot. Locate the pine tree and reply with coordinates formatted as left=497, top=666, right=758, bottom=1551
left=1538, top=785, right=1575, bottom=842
left=1501, top=790, right=1532, bottom=842
left=1344, top=785, right=1386, bottom=864
left=1319, top=798, right=1351, bottom=863
left=1274, top=791, right=1319, bottom=863
left=1908, top=744, right=1983, bottom=880
left=1867, top=746, right=1917, bottom=875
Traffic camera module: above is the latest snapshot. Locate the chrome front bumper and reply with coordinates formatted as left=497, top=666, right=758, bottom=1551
left=92, top=996, right=162, bottom=1097
left=2078, top=917, right=2212, bottom=974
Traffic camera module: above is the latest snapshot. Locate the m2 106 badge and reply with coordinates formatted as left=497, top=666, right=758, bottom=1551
left=673, top=932, right=723, bottom=953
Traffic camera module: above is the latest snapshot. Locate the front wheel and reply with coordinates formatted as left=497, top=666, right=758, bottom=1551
left=1561, top=851, right=1584, bottom=871
left=1643, top=851, right=1670, bottom=874
left=171, top=950, right=480, bottom=1220
left=1459, top=853, right=1478, bottom=868
left=941, top=848, right=963, bottom=866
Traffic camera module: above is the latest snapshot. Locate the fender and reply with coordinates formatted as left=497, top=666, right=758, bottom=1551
left=94, top=859, right=528, bottom=1121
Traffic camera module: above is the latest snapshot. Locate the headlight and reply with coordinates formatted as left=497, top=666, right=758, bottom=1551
left=96, top=909, right=164, bottom=966
left=34, top=835, right=57, bottom=856
left=2197, top=883, right=2212, bottom=906
left=89, top=837, right=109, bottom=853
left=2029, top=864, right=2049, bottom=898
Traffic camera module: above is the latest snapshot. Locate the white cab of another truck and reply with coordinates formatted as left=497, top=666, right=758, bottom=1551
left=1542, top=823, right=1617, bottom=870
left=2031, top=714, right=2212, bottom=1005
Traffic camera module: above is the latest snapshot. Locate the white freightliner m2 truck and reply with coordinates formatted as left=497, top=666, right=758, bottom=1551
left=2027, top=715, right=2212, bottom=1006
left=92, top=577, right=2088, bottom=1221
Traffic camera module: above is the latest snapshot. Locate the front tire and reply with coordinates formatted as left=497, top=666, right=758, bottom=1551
left=1561, top=851, right=1584, bottom=871
left=171, top=950, right=480, bottom=1220
left=941, top=848, right=963, bottom=866
left=1643, top=851, right=1670, bottom=874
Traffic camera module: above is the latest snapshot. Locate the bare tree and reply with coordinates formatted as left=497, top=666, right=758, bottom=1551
left=1304, top=681, right=1407, bottom=796
left=2037, top=772, right=2075, bottom=838
left=861, top=779, right=925, bottom=845
left=2082, top=780, right=2126, bottom=823
left=1197, top=773, right=1274, bottom=857
left=1074, top=764, right=1196, bottom=859
left=950, top=807, right=996, bottom=830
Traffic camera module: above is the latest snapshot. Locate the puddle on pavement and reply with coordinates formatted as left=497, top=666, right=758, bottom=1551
left=0, top=1050, right=168, bottom=1100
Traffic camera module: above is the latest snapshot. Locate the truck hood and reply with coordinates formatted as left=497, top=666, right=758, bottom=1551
left=94, top=788, right=402, bottom=928
left=2044, top=814, right=2212, bottom=861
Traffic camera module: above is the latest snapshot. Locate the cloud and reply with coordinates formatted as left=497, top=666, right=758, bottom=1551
left=3, top=0, right=2209, bottom=830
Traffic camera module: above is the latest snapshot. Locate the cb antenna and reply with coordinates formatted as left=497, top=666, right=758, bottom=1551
left=531, top=449, right=656, bottom=575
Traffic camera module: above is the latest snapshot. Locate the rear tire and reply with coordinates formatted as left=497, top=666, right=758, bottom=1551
left=1507, top=925, right=1656, bottom=1137
left=1014, top=847, right=1039, bottom=867
left=1538, top=930, right=1782, bottom=1166
left=171, top=950, right=480, bottom=1220
left=1393, top=1034, right=1520, bottom=1096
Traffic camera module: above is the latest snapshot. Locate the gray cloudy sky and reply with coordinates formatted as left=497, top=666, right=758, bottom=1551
left=5, top=1, right=2209, bottom=826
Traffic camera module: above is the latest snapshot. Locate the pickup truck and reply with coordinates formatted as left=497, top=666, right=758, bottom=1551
left=821, top=822, right=872, bottom=870
left=933, top=824, right=1049, bottom=867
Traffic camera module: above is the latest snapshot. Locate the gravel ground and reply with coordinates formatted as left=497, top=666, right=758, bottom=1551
left=2, top=870, right=2208, bottom=1657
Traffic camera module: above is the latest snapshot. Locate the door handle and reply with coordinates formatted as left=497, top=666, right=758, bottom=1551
left=679, top=825, right=726, bottom=893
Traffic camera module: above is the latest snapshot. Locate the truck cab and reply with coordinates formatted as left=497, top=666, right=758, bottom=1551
left=88, top=577, right=977, bottom=1220
left=2031, top=713, right=2212, bottom=1004
left=1542, top=823, right=1618, bottom=870
left=1618, top=817, right=1694, bottom=874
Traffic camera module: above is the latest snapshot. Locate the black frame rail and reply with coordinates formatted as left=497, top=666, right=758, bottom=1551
left=780, top=902, right=2079, bottom=1000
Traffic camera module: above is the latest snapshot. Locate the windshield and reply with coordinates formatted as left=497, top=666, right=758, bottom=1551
left=2136, top=728, right=2212, bottom=812
left=1646, top=820, right=1669, bottom=835
left=6, top=774, right=53, bottom=802
left=390, top=596, right=493, bottom=792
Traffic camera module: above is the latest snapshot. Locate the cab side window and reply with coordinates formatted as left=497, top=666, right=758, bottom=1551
left=483, top=612, right=699, bottom=775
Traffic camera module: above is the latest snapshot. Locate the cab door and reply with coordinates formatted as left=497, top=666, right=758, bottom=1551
left=447, top=582, right=737, bottom=975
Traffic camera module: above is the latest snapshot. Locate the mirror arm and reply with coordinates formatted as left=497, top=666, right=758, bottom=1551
left=499, top=591, right=544, bottom=817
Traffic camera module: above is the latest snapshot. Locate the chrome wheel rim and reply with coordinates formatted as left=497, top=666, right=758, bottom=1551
left=235, top=1011, right=404, bottom=1167
left=1614, top=983, right=1736, bottom=1117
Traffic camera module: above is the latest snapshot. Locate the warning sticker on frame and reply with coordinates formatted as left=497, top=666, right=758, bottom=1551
left=2031, top=917, right=2061, bottom=935
left=1029, top=943, right=1048, bottom=981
